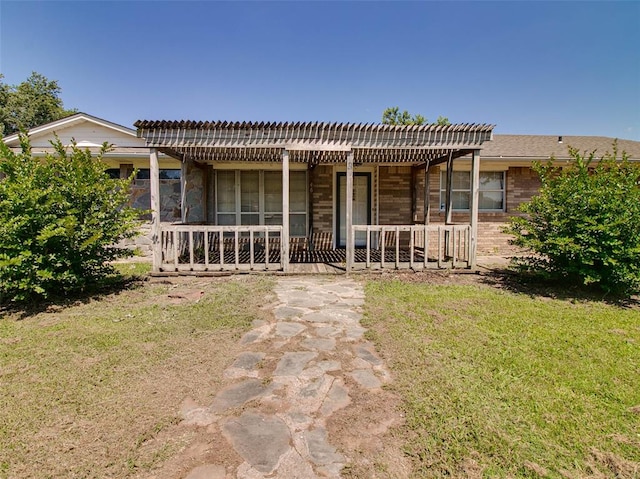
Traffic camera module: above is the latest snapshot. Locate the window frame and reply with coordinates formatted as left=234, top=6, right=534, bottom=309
left=215, top=169, right=308, bottom=237
left=439, top=170, right=506, bottom=212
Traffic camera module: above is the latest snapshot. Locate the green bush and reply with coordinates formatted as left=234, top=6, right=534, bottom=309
left=0, top=135, right=141, bottom=302
left=505, top=143, right=640, bottom=296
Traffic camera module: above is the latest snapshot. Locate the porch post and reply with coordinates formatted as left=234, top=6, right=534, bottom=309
left=411, top=166, right=418, bottom=222
left=346, top=151, right=354, bottom=272
left=444, top=151, right=454, bottom=225
left=444, top=151, right=454, bottom=258
left=180, top=159, right=188, bottom=223
left=282, top=149, right=290, bottom=272
left=423, top=160, right=431, bottom=225
left=470, top=149, right=480, bottom=269
left=150, top=148, right=161, bottom=273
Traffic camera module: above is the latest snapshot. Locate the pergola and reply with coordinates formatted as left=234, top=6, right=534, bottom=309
left=135, top=120, right=494, bottom=273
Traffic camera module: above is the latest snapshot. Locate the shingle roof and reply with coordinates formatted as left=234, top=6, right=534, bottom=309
left=484, top=135, right=640, bottom=160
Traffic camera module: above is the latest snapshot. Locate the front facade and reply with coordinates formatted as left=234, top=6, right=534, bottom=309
left=5, top=114, right=640, bottom=273
left=135, top=120, right=494, bottom=273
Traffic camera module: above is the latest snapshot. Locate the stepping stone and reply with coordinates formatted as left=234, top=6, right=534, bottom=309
left=345, top=324, right=366, bottom=341
left=301, top=311, right=336, bottom=323
left=320, top=379, right=351, bottom=416
left=276, top=448, right=319, bottom=479
left=281, top=411, right=313, bottom=430
left=184, top=464, right=226, bottom=479
left=222, top=411, right=291, bottom=474
left=317, top=360, right=341, bottom=372
left=304, top=428, right=345, bottom=466
left=355, top=344, right=383, bottom=366
left=301, top=337, right=336, bottom=351
left=300, top=374, right=331, bottom=399
left=321, top=307, right=362, bottom=321
left=229, top=352, right=265, bottom=371
left=239, top=330, right=262, bottom=345
left=273, top=351, right=317, bottom=377
left=315, top=325, right=341, bottom=337
left=274, top=305, right=306, bottom=320
left=179, top=397, right=217, bottom=426
left=282, top=374, right=334, bottom=415
left=275, top=322, right=306, bottom=338
left=211, top=379, right=271, bottom=413
left=350, top=369, right=382, bottom=389
left=283, top=296, right=328, bottom=309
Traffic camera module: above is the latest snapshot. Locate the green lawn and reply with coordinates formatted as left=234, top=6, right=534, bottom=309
left=363, top=280, right=640, bottom=478
left=0, top=272, right=272, bottom=479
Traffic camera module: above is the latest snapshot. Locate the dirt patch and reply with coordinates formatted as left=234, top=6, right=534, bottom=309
left=583, top=449, right=640, bottom=478
left=329, top=385, right=411, bottom=478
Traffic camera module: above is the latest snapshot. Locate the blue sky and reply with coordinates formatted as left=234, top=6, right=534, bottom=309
left=1, top=1, right=639, bottom=139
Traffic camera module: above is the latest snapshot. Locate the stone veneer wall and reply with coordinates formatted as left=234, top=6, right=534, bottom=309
left=183, top=159, right=206, bottom=223
left=130, top=180, right=181, bottom=222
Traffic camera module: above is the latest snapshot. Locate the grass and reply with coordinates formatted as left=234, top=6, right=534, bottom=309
left=363, top=279, right=640, bottom=478
left=0, top=271, right=272, bottom=479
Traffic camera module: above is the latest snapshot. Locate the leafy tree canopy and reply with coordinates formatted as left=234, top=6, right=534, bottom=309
left=382, top=107, right=450, bottom=126
left=0, top=72, right=76, bottom=136
left=505, top=142, right=640, bottom=296
left=0, top=136, right=141, bottom=302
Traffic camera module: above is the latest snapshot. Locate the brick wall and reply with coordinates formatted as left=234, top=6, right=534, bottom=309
left=378, top=166, right=413, bottom=224
left=506, top=166, right=541, bottom=213
left=311, top=165, right=333, bottom=234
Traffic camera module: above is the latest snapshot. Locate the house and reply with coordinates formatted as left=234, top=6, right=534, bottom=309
left=2, top=113, right=183, bottom=255
left=441, top=134, right=640, bottom=255
left=5, top=114, right=640, bottom=274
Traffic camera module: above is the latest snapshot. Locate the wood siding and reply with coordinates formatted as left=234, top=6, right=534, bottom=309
left=27, top=122, right=141, bottom=148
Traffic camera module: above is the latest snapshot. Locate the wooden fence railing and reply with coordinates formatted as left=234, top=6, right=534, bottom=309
left=350, top=224, right=471, bottom=270
left=160, top=225, right=284, bottom=272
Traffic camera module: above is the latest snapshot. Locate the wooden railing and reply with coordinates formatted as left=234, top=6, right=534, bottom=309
left=350, top=224, right=471, bottom=270
left=160, top=225, right=284, bottom=272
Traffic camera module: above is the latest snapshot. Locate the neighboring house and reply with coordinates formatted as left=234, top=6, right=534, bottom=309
left=4, top=114, right=639, bottom=273
left=2, top=113, right=183, bottom=255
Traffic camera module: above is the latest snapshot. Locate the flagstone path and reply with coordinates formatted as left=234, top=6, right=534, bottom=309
left=179, top=276, right=392, bottom=479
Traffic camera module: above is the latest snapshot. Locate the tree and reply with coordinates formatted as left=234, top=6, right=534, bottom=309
left=0, top=72, right=76, bottom=136
left=504, top=143, right=640, bottom=296
left=0, top=136, right=141, bottom=302
left=382, top=107, right=450, bottom=126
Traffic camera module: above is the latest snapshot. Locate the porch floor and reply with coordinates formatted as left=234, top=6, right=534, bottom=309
left=184, top=248, right=424, bottom=266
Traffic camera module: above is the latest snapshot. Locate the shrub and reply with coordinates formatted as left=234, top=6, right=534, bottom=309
left=0, top=135, right=141, bottom=302
left=505, top=142, right=640, bottom=296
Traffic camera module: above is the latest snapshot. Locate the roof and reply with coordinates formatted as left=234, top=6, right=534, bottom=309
left=2, top=112, right=136, bottom=146
left=485, top=134, right=640, bottom=160
left=134, top=120, right=495, bottom=164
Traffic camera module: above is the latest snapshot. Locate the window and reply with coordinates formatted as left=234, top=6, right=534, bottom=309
left=440, top=170, right=505, bottom=211
left=216, top=170, right=308, bottom=236
left=105, top=168, right=120, bottom=179
left=136, top=168, right=150, bottom=180
left=159, top=169, right=181, bottom=179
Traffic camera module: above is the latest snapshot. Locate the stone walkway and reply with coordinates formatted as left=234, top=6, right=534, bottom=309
left=180, top=276, right=391, bottom=479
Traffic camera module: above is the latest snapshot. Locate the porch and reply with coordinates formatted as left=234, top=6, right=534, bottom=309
left=135, top=120, right=494, bottom=274
left=158, top=223, right=471, bottom=274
